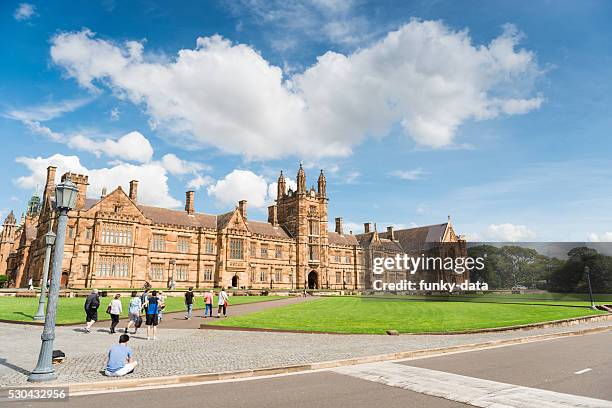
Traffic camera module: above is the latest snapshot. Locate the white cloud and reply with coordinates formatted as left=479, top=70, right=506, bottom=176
left=22, top=121, right=63, bottom=142
left=5, top=98, right=91, bottom=122
left=484, top=223, right=536, bottom=242
left=186, top=174, right=214, bottom=191
left=14, top=3, right=36, bottom=21
left=415, top=204, right=429, bottom=214
left=68, top=131, right=154, bottom=163
left=50, top=21, right=542, bottom=159
left=589, top=232, right=612, bottom=242
left=14, top=154, right=181, bottom=208
left=160, top=153, right=209, bottom=175
left=389, top=168, right=426, bottom=180
left=207, top=170, right=269, bottom=209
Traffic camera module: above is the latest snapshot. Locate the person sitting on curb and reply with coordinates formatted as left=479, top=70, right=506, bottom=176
left=104, top=334, right=137, bottom=377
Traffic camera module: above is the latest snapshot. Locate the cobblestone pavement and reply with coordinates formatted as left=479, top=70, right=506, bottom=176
left=1, top=318, right=611, bottom=387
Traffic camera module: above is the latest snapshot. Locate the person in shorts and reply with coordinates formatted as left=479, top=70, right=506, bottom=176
left=125, top=291, right=142, bottom=334
left=104, top=334, right=137, bottom=377
left=84, top=289, right=100, bottom=333
left=144, top=290, right=160, bottom=340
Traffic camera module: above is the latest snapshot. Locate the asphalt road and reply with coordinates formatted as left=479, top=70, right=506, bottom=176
left=402, top=330, right=612, bottom=401
left=4, top=331, right=611, bottom=408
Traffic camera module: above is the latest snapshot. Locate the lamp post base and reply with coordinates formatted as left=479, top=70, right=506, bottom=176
left=27, top=370, right=57, bottom=382
left=33, top=314, right=46, bottom=321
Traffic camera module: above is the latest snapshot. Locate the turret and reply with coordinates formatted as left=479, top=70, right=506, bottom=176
left=317, top=169, right=326, bottom=198
left=296, top=163, right=306, bottom=194
left=277, top=171, right=286, bottom=200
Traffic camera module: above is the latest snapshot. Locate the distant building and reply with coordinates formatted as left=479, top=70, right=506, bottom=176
left=0, top=165, right=467, bottom=290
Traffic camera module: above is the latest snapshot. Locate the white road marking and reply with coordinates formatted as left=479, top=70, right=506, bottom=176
left=334, top=362, right=612, bottom=408
left=574, top=368, right=592, bottom=375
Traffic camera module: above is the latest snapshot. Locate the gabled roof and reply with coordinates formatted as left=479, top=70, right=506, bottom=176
left=216, top=211, right=235, bottom=229
left=328, top=231, right=358, bottom=246
left=378, top=223, right=448, bottom=252
left=247, top=221, right=290, bottom=239
left=138, top=204, right=217, bottom=229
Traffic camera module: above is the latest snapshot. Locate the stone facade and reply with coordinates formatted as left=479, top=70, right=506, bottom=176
left=0, top=164, right=467, bottom=290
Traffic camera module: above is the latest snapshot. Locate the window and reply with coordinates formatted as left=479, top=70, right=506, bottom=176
left=275, top=269, right=282, bottom=282
left=150, top=263, right=164, bottom=280
left=260, top=244, right=268, bottom=258
left=152, top=234, right=166, bottom=251
left=308, top=220, right=319, bottom=235
left=175, top=264, right=188, bottom=281
left=203, top=266, right=213, bottom=281
left=334, top=253, right=340, bottom=263
left=97, top=256, right=129, bottom=278
left=336, top=272, right=342, bottom=284
left=346, top=273, right=352, bottom=284
left=308, top=237, right=319, bottom=261
left=259, top=268, right=266, bottom=282
left=177, top=237, right=190, bottom=253
left=81, top=264, right=89, bottom=277
left=250, top=243, right=257, bottom=257
left=85, top=228, right=92, bottom=240
left=68, top=226, right=75, bottom=239
left=229, top=238, right=243, bottom=259
left=275, top=245, right=282, bottom=259
left=345, top=253, right=351, bottom=263
left=101, top=223, right=132, bottom=245
left=205, top=239, right=214, bottom=254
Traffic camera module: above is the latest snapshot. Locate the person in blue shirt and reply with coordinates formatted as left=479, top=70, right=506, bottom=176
left=144, top=290, right=160, bottom=340
left=104, top=334, right=137, bottom=377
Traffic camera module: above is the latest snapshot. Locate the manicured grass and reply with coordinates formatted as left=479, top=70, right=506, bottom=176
left=208, top=296, right=607, bottom=334
left=0, top=295, right=285, bottom=324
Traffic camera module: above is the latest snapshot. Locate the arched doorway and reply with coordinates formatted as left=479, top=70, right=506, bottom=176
left=231, top=275, right=239, bottom=288
left=307, top=271, right=318, bottom=289
left=61, top=272, right=69, bottom=288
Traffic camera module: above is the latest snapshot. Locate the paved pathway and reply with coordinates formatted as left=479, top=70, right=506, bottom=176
left=1, top=315, right=611, bottom=387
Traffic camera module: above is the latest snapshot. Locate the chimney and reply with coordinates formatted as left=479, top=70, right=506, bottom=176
left=101, top=187, right=107, bottom=198
left=238, top=200, right=247, bottom=219
left=364, top=222, right=371, bottom=234
left=268, top=205, right=278, bottom=226
left=185, top=191, right=195, bottom=215
left=43, top=166, right=57, bottom=203
left=129, top=180, right=138, bottom=202
left=61, top=172, right=88, bottom=210
left=335, top=217, right=344, bottom=235
left=386, top=226, right=395, bottom=240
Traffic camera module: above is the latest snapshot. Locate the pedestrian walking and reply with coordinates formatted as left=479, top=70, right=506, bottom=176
left=157, top=290, right=165, bottom=323
left=144, top=290, right=160, bottom=340
left=104, top=334, right=137, bottom=377
left=203, top=289, right=213, bottom=318
left=108, top=293, right=122, bottom=334
left=84, top=289, right=100, bottom=333
left=184, top=287, right=194, bottom=319
left=217, top=287, right=229, bottom=318
left=125, top=291, right=142, bottom=334
left=140, top=288, right=149, bottom=305
left=28, top=277, right=33, bottom=290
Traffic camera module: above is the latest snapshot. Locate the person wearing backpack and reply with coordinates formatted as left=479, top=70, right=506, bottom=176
left=84, top=289, right=100, bottom=333
left=144, top=290, right=160, bottom=340
left=125, top=291, right=142, bottom=334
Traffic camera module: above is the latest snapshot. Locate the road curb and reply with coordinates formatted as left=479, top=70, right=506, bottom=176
left=49, top=323, right=612, bottom=394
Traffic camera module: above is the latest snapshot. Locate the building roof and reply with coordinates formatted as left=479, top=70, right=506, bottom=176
left=378, top=223, right=448, bottom=252
left=247, top=221, right=291, bottom=239
left=328, top=231, right=359, bottom=246
left=137, top=204, right=217, bottom=229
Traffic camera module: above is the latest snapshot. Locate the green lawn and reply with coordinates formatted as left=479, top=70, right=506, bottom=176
left=0, top=295, right=285, bottom=324
left=208, top=296, right=607, bottom=334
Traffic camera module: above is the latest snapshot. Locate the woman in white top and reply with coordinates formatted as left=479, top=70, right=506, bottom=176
left=109, top=293, right=122, bottom=334
left=217, top=288, right=229, bottom=318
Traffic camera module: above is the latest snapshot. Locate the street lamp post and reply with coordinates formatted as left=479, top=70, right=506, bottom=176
left=33, top=228, right=56, bottom=321
left=28, top=177, right=78, bottom=382
left=585, top=266, right=597, bottom=310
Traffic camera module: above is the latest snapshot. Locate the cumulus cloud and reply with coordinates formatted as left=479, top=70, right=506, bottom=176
left=14, top=154, right=181, bottom=208
left=589, top=232, right=612, bottom=242
left=484, top=223, right=536, bottom=242
left=68, top=131, right=154, bottom=163
left=50, top=21, right=542, bottom=159
left=160, top=153, right=209, bottom=175
left=14, top=3, right=36, bottom=21
left=207, top=170, right=270, bottom=209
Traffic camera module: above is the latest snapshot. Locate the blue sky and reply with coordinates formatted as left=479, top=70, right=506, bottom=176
left=1, top=0, right=611, bottom=242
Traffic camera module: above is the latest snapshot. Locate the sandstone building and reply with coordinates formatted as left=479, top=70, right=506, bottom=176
left=1, top=164, right=467, bottom=290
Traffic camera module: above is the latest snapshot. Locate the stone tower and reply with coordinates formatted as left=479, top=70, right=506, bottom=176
left=0, top=211, right=18, bottom=276
left=276, top=164, right=329, bottom=289
left=26, top=191, right=41, bottom=218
